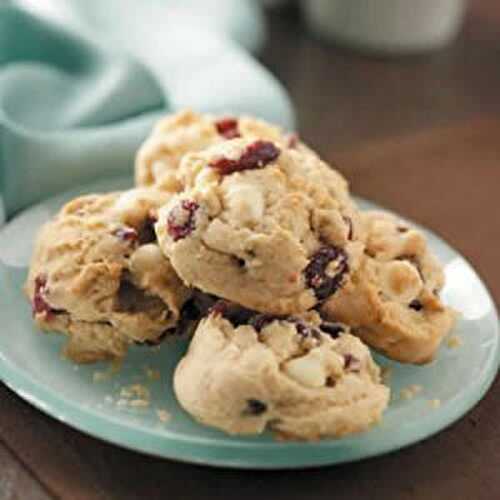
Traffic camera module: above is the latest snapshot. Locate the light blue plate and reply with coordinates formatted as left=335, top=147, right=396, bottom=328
left=0, top=176, right=498, bottom=469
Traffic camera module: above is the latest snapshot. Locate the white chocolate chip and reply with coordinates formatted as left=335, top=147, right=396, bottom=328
left=112, top=189, right=167, bottom=224
left=224, top=183, right=264, bottom=225
left=130, top=244, right=164, bottom=273
left=378, top=260, right=423, bottom=303
left=320, top=348, right=345, bottom=377
left=283, top=348, right=326, bottom=388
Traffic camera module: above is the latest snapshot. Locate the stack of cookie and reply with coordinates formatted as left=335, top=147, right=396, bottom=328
left=25, top=111, right=455, bottom=439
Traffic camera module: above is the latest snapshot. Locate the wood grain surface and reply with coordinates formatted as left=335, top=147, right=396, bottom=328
left=1, top=2, right=500, bottom=499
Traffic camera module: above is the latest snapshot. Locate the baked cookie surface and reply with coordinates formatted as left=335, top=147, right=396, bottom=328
left=322, top=210, right=456, bottom=364
left=25, top=189, right=191, bottom=362
left=135, top=109, right=312, bottom=192
left=155, top=137, right=364, bottom=315
left=174, top=304, right=389, bottom=439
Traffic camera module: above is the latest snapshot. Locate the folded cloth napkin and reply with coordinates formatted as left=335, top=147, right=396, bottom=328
left=0, top=0, right=295, bottom=223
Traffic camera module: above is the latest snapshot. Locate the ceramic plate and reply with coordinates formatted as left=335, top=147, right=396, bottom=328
left=0, top=176, right=498, bottom=469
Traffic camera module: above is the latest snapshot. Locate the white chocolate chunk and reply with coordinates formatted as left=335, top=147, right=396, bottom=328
left=224, top=183, right=264, bottom=225
left=379, top=260, right=423, bottom=303
left=112, top=188, right=167, bottom=224
left=130, top=244, right=165, bottom=273
left=284, top=348, right=326, bottom=388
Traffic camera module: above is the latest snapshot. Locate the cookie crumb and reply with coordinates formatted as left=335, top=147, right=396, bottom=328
left=446, top=335, right=463, bottom=349
left=120, top=383, right=150, bottom=400
left=114, top=383, right=151, bottom=409
left=400, top=384, right=423, bottom=400
left=156, top=409, right=171, bottom=423
left=93, top=359, right=122, bottom=383
left=428, top=399, right=441, bottom=409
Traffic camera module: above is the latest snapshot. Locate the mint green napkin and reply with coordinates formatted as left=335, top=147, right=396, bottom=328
left=0, top=0, right=294, bottom=223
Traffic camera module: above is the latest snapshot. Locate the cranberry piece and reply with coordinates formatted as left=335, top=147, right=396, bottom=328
left=167, top=200, right=199, bottom=242
left=320, top=322, right=345, bottom=339
left=32, top=275, right=54, bottom=319
left=114, top=226, right=138, bottom=244
left=209, top=301, right=255, bottom=327
left=251, top=315, right=321, bottom=340
left=409, top=299, right=424, bottom=311
left=344, top=354, right=361, bottom=373
left=209, top=140, right=280, bottom=176
left=304, top=246, right=349, bottom=301
left=209, top=300, right=229, bottom=318
left=215, top=118, right=241, bottom=139
left=244, top=398, right=267, bottom=416
left=289, top=318, right=321, bottom=340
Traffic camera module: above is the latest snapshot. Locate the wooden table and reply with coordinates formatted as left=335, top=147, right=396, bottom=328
left=2, top=2, right=500, bottom=498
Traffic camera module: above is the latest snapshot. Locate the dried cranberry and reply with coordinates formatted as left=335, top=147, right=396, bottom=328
left=32, top=275, right=54, bottom=319
left=114, top=226, right=138, bottom=244
left=289, top=318, right=321, bottom=340
left=167, top=200, right=199, bottom=242
left=215, top=118, right=241, bottom=139
left=209, top=300, right=229, bottom=318
left=244, top=399, right=267, bottom=416
left=320, top=322, right=345, bottom=339
left=344, top=354, right=361, bottom=373
left=304, top=246, right=349, bottom=301
left=409, top=299, right=424, bottom=311
left=209, top=140, right=280, bottom=176
left=209, top=301, right=255, bottom=327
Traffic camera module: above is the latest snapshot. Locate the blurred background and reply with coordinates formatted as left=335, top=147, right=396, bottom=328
left=261, top=0, right=499, bottom=155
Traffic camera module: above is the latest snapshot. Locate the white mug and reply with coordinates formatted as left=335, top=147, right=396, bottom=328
left=302, top=0, right=468, bottom=54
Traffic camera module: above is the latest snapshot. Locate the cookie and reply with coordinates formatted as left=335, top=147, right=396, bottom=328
left=174, top=303, right=390, bottom=439
left=155, top=137, right=364, bottom=315
left=25, top=188, right=191, bottom=362
left=322, top=210, right=456, bottom=364
left=135, top=109, right=311, bottom=192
